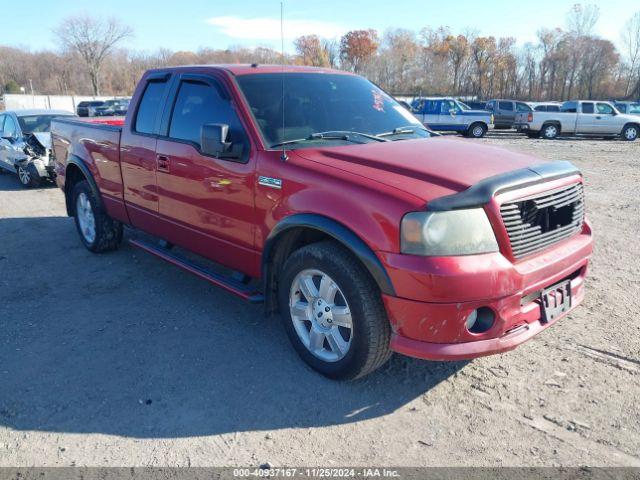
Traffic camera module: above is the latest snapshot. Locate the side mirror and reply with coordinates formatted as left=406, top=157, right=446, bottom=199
left=1, top=134, right=15, bottom=142
left=201, top=123, right=242, bottom=159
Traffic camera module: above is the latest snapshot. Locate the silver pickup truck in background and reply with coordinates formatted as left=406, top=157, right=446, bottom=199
left=515, top=100, right=640, bottom=141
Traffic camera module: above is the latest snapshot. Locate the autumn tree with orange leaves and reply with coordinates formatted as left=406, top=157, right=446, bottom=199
left=339, top=29, right=379, bottom=73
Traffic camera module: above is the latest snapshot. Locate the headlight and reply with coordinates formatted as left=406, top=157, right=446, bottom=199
left=401, top=209, right=499, bottom=256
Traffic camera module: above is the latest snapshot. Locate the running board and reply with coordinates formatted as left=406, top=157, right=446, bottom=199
left=129, top=238, right=264, bottom=303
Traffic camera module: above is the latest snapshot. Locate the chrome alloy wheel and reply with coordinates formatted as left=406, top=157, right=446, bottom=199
left=289, top=269, right=353, bottom=362
left=472, top=125, right=484, bottom=137
left=76, top=192, right=96, bottom=244
left=17, top=166, right=30, bottom=185
left=624, top=126, right=638, bottom=140
left=544, top=124, right=558, bottom=138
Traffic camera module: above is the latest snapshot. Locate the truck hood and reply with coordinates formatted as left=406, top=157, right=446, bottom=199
left=294, top=137, right=548, bottom=203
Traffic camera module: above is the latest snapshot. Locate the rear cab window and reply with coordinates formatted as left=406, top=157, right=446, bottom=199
left=581, top=103, right=595, bottom=114
left=516, top=102, right=532, bottom=112
left=135, top=79, right=170, bottom=134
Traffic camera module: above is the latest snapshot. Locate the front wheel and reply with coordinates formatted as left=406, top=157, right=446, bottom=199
left=72, top=180, right=123, bottom=253
left=541, top=124, right=559, bottom=139
left=467, top=123, right=487, bottom=138
left=17, top=164, right=42, bottom=188
left=622, top=125, right=639, bottom=141
left=278, top=241, right=392, bottom=380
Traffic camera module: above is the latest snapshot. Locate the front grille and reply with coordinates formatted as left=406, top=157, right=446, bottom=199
left=500, top=182, right=585, bottom=259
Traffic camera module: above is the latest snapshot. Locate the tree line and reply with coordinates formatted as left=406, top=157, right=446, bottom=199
left=1, top=4, right=639, bottom=101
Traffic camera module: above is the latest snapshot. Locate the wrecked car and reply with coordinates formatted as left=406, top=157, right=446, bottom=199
left=0, top=109, right=75, bottom=187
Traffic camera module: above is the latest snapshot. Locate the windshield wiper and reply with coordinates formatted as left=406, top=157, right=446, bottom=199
left=312, top=130, right=389, bottom=142
left=270, top=130, right=387, bottom=149
left=376, top=126, right=427, bottom=138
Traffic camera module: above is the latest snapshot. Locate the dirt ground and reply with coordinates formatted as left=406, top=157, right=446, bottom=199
left=0, top=132, right=638, bottom=467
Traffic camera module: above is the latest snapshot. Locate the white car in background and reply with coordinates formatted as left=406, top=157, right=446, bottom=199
left=0, top=109, right=75, bottom=187
left=514, top=100, right=640, bottom=141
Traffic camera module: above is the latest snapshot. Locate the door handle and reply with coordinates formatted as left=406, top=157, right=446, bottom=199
left=595, top=116, right=602, bottom=119
left=156, top=154, right=170, bottom=173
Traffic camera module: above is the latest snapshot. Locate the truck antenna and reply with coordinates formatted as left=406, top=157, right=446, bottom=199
left=280, top=1, right=288, bottom=161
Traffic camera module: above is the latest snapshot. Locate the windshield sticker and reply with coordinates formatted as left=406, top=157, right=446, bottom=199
left=372, top=90, right=385, bottom=112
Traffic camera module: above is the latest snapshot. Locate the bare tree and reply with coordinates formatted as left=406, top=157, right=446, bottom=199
left=621, top=11, right=640, bottom=96
left=566, top=3, right=600, bottom=36
left=54, top=15, right=133, bottom=95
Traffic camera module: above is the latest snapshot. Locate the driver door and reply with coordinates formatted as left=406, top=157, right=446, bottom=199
left=154, top=74, right=258, bottom=275
left=0, top=115, right=21, bottom=170
left=595, top=103, right=623, bottom=134
left=0, top=115, right=7, bottom=168
left=440, top=100, right=461, bottom=130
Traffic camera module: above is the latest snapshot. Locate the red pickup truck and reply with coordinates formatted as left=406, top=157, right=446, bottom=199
left=51, top=65, right=593, bottom=380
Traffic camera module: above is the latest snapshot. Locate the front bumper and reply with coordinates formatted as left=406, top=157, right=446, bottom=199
left=379, top=227, right=593, bottom=361
left=29, top=158, right=54, bottom=178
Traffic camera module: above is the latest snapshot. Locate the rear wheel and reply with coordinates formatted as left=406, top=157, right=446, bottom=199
left=541, top=123, right=559, bottom=139
left=467, top=122, right=487, bottom=138
left=622, top=124, right=639, bottom=141
left=17, top=164, right=42, bottom=188
left=278, top=241, right=392, bottom=380
left=72, top=180, right=123, bottom=252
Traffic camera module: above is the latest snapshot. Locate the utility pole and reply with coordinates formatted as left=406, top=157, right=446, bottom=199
left=29, top=79, right=34, bottom=95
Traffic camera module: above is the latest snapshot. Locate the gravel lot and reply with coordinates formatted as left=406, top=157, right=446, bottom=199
left=0, top=132, right=638, bottom=467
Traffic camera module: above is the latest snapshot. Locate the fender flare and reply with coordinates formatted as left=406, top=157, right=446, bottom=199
left=64, top=155, right=104, bottom=215
left=262, top=213, right=396, bottom=297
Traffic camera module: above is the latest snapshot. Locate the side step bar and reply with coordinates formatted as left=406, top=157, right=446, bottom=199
left=129, top=238, right=264, bottom=304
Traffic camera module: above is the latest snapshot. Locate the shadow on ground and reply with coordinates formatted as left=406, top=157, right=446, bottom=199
left=0, top=216, right=466, bottom=439
left=0, top=172, right=57, bottom=191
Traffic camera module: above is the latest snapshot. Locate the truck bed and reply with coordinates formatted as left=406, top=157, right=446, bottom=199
left=51, top=116, right=126, bottom=219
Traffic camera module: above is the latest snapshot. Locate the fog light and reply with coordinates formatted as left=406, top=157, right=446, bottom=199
left=465, top=310, right=478, bottom=330
left=465, top=307, right=495, bottom=334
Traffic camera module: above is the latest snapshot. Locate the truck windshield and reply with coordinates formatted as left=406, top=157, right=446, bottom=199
left=236, top=73, right=429, bottom=149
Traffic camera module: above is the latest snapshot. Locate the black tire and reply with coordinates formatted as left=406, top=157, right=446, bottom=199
left=621, top=124, right=639, bottom=142
left=541, top=123, right=560, bottom=140
left=17, top=164, right=43, bottom=188
left=467, top=122, right=487, bottom=138
left=72, top=180, right=123, bottom=253
left=278, top=241, right=392, bottom=380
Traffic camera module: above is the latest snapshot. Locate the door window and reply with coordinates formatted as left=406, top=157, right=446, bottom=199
left=498, top=101, right=514, bottom=111
left=0, top=115, right=5, bottom=135
left=581, top=103, right=595, bottom=114
left=441, top=100, right=459, bottom=114
left=596, top=103, right=614, bottom=115
left=168, top=80, right=246, bottom=153
left=135, top=79, right=169, bottom=134
left=3, top=116, right=18, bottom=138
left=516, top=102, right=531, bottom=112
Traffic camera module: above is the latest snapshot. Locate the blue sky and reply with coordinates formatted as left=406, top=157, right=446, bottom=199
left=0, top=0, right=633, bottom=53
